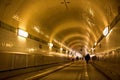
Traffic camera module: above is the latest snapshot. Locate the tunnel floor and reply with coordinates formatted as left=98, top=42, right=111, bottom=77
left=6, top=61, right=109, bottom=80
left=39, top=61, right=109, bottom=80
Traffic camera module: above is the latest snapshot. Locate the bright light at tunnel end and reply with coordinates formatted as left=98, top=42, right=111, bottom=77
left=18, top=29, right=28, bottom=38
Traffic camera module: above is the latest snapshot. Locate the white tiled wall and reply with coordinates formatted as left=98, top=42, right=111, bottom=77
left=0, top=27, right=68, bottom=71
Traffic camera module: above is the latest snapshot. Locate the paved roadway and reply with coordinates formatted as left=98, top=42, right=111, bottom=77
left=39, top=61, right=109, bottom=80
left=39, top=61, right=84, bottom=80
left=6, top=61, right=109, bottom=80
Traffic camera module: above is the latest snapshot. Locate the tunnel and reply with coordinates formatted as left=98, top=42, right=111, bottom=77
left=0, top=0, right=120, bottom=80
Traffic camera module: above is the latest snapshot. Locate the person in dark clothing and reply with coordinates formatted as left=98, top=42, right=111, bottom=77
left=76, top=56, right=79, bottom=61
left=85, top=54, right=90, bottom=64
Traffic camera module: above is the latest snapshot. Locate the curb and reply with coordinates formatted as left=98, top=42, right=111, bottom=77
left=25, top=63, right=72, bottom=80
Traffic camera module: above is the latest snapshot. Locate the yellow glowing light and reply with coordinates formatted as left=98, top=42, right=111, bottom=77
left=48, top=42, right=53, bottom=48
left=60, top=48, right=63, bottom=51
left=90, top=54, right=95, bottom=57
left=75, top=52, right=83, bottom=58
left=45, top=35, right=49, bottom=38
left=91, top=48, right=95, bottom=51
left=27, top=48, right=35, bottom=52
left=18, top=29, right=28, bottom=38
left=66, top=50, right=68, bottom=53
left=106, top=29, right=113, bottom=38
left=94, top=42, right=97, bottom=46
left=33, top=26, right=40, bottom=33
left=103, top=27, right=109, bottom=36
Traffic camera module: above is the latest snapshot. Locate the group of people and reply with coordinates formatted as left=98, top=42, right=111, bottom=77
left=70, top=52, right=91, bottom=64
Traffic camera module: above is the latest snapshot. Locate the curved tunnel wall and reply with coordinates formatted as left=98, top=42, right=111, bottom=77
left=93, top=21, right=120, bottom=79
left=0, top=21, right=69, bottom=79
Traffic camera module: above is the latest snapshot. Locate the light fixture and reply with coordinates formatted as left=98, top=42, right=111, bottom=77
left=103, top=27, right=109, bottom=36
left=33, top=25, right=40, bottom=33
left=48, top=42, right=53, bottom=48
left=91, top=48, right=94, bottom=50
left=18, top=29, right=28, bottom=38
left=94, top=42, right=97, bottom=46
left=60, top=47, right=63, bottom=51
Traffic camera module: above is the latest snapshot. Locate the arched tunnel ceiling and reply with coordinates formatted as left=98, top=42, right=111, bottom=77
left=0, top=0, right=120, bottom=52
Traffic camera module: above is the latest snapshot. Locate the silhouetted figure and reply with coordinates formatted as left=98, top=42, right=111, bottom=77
left=72, top=58, right=75, bottom=62
left=85, top=54, right=90, bottom=64
left=76, top=56, right=79, bottom=61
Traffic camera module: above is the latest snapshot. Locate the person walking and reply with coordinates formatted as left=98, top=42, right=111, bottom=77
left=85, top=53, right=90, bottom=64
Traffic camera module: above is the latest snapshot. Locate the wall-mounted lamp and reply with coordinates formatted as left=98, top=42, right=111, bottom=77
left=48, top=42, right=53, bottom=47
left=93, top=12, right=120, bottom=50
left=18, top=29, right=28, bottom=38
left=60, top=47, right=63, bottom=53
left=94, top=42, right=97, bottom=46
left=103, top=27, right=109, bottom=36
left=48, top=42, right=53, bottom=50
left=66, top=50, right=68, bottom=53
left=60, top=47, right=63, bottom=51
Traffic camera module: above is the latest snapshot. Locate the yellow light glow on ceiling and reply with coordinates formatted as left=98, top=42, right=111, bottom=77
left=67, top=40, right=88, bottom=47
left=33, top=25, right=40, bottom=33
left=70, top=43, right=85, bottom=49
left=49, top=21, right=86, bottom=42
left=61, top=34, right=89, bottom=47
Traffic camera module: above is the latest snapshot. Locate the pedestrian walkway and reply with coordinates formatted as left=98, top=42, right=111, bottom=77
left=5, top=60, right=109, bottom=80
left=39, top=61, right=84, bottom=80
left=87, top=63, right=109, bottom=80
